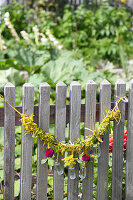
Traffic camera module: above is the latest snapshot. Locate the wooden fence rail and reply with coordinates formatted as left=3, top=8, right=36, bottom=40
left=1, top=79, right=133, bottom=200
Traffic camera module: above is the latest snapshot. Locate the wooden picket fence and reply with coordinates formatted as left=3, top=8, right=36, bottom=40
left=0, top=79, right=133, bottom=200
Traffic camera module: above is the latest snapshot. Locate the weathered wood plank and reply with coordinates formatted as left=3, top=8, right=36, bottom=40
left=127, top=0, right=133, bottom=11
left=126, top=79, right=133, bottom=200
left=36, top=83, right=50, bottom=200
left=4, top=83, right=15, bottom=200
left=97, top=79, right=111, bottom=200
left=20, top=83, right=34, bottom=200
left=111, top=80, right=126, bottom=200
left=68, top=82, right=81, bottom=200
left=53, top=82, right=66, bottom=200
left=82, top=80, right=97, bottom=200
left=0, top=102, right=129, bottom=127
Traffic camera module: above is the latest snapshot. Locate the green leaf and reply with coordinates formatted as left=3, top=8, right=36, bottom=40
left=14, top=179, right=20, bottom=197
left=15, top=157, right=21, bottom=170
left=48, top=176, right=53, bottom=187
left=8, top=47, right=50, bottom=73
left=0, top=151, right=4, bottom=168
left=77, top=159, right=83, bottom=164
left=0, top=194, right=3, bottom=200
left=0, top=170, right=4, bottom=182
left=15, top=145, right=21, bottom=156
left=41, top=158, right=48, bottom=164
left=48, top=157, right=54, bottom=166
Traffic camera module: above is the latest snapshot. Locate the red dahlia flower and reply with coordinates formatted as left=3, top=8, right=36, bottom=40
left=45, top=148, right=54, bottom=157
left=109, top=129, right=127, bottom=153
left=82, top=154, right=90, bottom=162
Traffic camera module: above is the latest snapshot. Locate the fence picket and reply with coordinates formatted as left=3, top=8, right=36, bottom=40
left=53, top=82, right=66, bottom=200
left=20, top=83, right=34, bottom=200
left=111, top=80, right=126, bottom=200
left=97, top=79, right=111, bottom=200
left=67, top=81, right=81, bottom=200
left=126, top=80, right=133, bottom=199
left=36, top=83, right=50, bottom=200
left=4, top=83, right=15, bottom=200
left=82, top=80, right=96, bottom=200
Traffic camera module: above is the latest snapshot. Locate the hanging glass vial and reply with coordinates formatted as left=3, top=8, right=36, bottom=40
left=69, top=165, right=76, bottom=180
left=95, top=146, right=101, bottom=158
left=92, top=146, right=101, bottom=158
left=54, top=161, right=64, bottom=175
left=80, top=165, right=86, bottom=180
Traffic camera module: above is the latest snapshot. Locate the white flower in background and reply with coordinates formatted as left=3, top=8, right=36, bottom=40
left=33, top=25, right=39, bottom=45
left=46, top=29, right=63, bottom=50
left=20, top=31, right=31, bottom=43
left=4, top=12, right=9, bottom=18
left=0, top=34, right=7, bottom=51
left=1, top=39, right=7, bottom=50
left=4, top=12, right=20, bottom=42
left=40, top=33, right=48, bottom=43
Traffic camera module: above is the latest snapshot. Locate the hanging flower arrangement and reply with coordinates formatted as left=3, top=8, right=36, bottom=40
left=0, top=94, right=127, bottom=179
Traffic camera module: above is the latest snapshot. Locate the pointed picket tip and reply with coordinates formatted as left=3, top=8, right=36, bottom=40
left=100, top=79, right=111, bottom=90
left=71, top=81, right=81, bottom=85
left=101, top=79, right=111, bottom=85
left=86, top=80, right=96, bottom=85
left=115, top=79, right=125, bottom=85
left=56, top=82, right=66, bottom=87
left=86, top=80, right=97, bottom=91
left=23, top=83, right=34, bottom=87
left=70, top=81, right=81, bottom=86
left=39, top=83, right=50, bottom=94
left=115, top=79, right=126, bottom=92
left=5, top=82, right=15, bottom=88
left=39, top=82, right=50, bottom=87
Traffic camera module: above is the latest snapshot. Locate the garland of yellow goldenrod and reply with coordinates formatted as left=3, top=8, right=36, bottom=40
left=0, top=94, right=127, bottom=167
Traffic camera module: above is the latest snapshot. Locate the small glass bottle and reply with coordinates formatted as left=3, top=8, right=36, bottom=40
left=69, top=166, right=76, bottom=179
left=91, top=146, right=101, bottom=158
left=54, top=161, right=64, bottom=175
left=80, top=165, right=86, bottom=180
left=95, top=146, right=101, bottom=158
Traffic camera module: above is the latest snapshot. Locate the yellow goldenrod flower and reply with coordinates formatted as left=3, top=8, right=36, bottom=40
left=62, top=155, right=78, bottom=167
left=0, top=146, right=4, bottom=151
left=90, top=154, right=97, bottom=159
left=121, top=0, right=126, bottom=3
